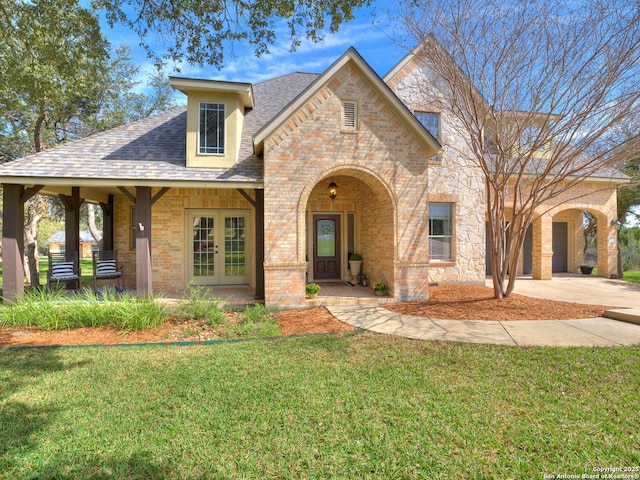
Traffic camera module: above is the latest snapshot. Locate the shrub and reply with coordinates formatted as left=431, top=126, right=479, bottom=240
left=174, top=283, right=226, bottom=326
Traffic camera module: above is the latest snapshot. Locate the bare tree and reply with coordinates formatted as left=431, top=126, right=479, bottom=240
left=397, top=0, right=640, bottom=297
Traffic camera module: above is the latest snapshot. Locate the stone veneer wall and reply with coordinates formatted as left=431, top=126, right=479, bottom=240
left=388, top=56, right=487, bottom=284
left=113, top=187, right=254, bottom=291
left=263, top=63, right=431, bottom=306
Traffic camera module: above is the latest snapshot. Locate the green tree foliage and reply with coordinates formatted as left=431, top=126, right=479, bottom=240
left=93, top=0, right=372, bottom=68
left=619, top=227, right=640, bottom=270
left=0, top=0, right=111, bottom=159
left=617, top=153, right=640, bottom=226
left=0, top=0, right=177, bottom=284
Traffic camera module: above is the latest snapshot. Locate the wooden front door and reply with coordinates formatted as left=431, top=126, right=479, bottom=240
left=313, top=214, right=341, bottom=280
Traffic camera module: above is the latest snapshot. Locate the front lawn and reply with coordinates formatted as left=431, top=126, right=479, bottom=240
left=1, top=334, right=638, bottom=478
left=623, top=270, right=640, bottom=284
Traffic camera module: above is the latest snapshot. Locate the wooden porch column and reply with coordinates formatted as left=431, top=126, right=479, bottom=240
left=59, top=187, right=83, bottom=256
left=2, top=184, right=25, bottom=303
left=255, top=189, right=265, bottom=300
left=135, top=186, right=152, bottom=296
left=100, top=194, right=114, bottom=251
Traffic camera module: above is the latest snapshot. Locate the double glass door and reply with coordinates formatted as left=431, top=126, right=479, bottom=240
left=188, top=210, right=249, bottom=285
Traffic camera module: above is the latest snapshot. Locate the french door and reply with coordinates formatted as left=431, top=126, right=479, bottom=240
left=187, top=210, right=250, bottom=285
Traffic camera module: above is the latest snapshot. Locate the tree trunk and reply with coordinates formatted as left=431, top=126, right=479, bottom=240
left=86, top=203, right=103, bottom=250
left=25, top=199, right=43, bottom=286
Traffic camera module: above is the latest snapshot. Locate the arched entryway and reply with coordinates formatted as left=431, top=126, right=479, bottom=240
left=302, top=167, right=396, bottom=297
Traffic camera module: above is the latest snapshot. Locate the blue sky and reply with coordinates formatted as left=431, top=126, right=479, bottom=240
left=98, top=1, right=410, bottom=87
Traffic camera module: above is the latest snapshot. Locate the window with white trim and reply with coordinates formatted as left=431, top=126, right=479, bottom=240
left=342, top=100, right=357, bottom=131
left=199, top=102, right=225, bottom=154
left=429, top=203, right=453, bottom=261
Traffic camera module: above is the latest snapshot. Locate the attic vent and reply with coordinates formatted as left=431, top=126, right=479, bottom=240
left=342, top=100, right=357, bottom=130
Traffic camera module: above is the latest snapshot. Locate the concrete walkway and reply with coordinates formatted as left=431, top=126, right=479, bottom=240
left=328, top=276, right=640, bottom=346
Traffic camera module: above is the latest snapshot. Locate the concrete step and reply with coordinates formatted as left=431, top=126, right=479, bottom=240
left=603, top=309, right=640, bottom=325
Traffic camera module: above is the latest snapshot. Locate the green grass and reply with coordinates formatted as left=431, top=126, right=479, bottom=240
left=0, top=334, right=638, bottom=479
left=623, top=270, right=640, bottom=283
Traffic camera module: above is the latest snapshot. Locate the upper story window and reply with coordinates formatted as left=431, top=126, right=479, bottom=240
left=199, top=102, right=225, bottom=155
left=415, top=111, right=439, bottom=141
left=342, top=100, right=358, bottom=131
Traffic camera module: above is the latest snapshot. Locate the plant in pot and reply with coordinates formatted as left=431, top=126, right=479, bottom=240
left=372, top=281, right=387, bottom=296
left=579, top=264, right=595, bottom=275
left=348, top=253, right=362, bottom=282
left=305, top=283, right=321, bottom=298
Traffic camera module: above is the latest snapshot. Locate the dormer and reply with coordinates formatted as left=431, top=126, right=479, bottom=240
left=170, top=77, right=254, bottom=168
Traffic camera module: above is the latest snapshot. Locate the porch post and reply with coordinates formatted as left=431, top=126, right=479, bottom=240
left=255, top=189, right=265, bottom=300
left=135, top=186, right=152, bottom=296
left=2, top=184, right=25, bottom=303
left=100, top=194, right=114, bottom=251
left=60, top=187, right=83, bottom=256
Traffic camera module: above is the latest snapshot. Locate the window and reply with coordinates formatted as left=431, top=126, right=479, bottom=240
left=415, top=112, right=439, bottom=141
left=342, top=100, right=357, bottom=130
left=429, top=203, right=453, bottom=261
left=199, top=102, right=225, bottom=154
left=130, top=206, right=136, bottom=250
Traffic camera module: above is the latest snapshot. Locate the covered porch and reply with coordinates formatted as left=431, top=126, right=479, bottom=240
left=0, top=181, right=267, bottom=304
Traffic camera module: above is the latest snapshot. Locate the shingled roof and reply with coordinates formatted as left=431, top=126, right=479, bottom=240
left=0, top=72, right=320, bottom=186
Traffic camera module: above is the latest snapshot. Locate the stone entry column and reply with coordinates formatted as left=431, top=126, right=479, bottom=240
left=531, top=215, right=553, bottom=280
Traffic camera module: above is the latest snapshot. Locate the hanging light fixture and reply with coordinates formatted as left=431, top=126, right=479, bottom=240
left=328, top=180, right=338, bottom=201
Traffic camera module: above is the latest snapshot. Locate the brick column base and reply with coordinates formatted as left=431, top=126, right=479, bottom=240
left=264, top=262, right=306, bottom=307
left=394, top=262, right=430, bottom=302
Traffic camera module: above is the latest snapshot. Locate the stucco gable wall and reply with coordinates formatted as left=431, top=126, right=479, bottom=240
left=263, top=63, right=432, bottom=305
left=389, top=57, right=487, bottom=283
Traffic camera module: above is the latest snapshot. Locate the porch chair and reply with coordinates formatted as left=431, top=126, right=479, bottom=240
left=92, top=250, right=124, bottom=291
left=47, top=251, right=82, bottom=290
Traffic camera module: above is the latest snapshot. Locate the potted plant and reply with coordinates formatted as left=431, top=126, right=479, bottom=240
left=305, top=283, right=321, bottom=298
left=579, top=264, right=594, bottom=275
left=348, top=253, right=362, bottom=282
left=372, top=281, right=387, bottom=296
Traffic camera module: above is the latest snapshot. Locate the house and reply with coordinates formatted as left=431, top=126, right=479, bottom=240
left=48, top=230, right=100, bottom=259
left=0, top=45, right=627, bottom=305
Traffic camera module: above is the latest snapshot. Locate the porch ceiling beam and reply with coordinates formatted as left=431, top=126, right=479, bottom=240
left=150, top=187, right=170, bottom=206
left=118, top=186, right=136, bottom=204
left=59, top=190, right=85, bottom=211
left=19, top=185, right=44, bottom=203
left=236, top=188, right=256, bottom=207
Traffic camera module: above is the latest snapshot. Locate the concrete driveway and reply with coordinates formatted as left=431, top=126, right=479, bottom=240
left=503, top=274, right=640, bottom=309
